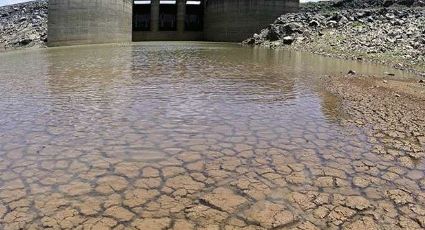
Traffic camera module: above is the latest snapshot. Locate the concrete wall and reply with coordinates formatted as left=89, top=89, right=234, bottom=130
left=204, top=0, right=299, bottom=42
left=48, top=0, right=132, bottom=47
left=47, top=0, right=299, bottom=45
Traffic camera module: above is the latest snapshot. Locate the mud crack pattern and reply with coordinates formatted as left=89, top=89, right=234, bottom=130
left=0, top=43, right=423, bottom=229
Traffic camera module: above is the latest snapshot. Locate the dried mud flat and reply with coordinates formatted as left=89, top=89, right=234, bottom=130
left=322, top=74, right=425, bottom=228
left=324, top=74, right=425, bottom=164
left=1, top=86, right=424, bottom=230
left=1, top=45, right=425, bottom=230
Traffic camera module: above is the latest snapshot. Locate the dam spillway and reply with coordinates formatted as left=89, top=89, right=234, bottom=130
left=47, top=0, right=299, bottom=46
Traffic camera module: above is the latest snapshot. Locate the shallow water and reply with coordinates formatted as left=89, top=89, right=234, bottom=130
left=0, top=42, right=423, bottom=229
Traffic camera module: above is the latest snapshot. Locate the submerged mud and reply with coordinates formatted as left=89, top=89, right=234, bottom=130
left=0, top=43, right=424, bottom=229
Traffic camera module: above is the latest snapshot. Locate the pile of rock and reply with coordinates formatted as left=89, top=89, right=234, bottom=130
left=244, top=1, right=425, bottom=74
left=330, top=0, right=425, bottom=9
left=302, top=0, right=424, bottom=12
left=0, top=0, right=48, bottom=50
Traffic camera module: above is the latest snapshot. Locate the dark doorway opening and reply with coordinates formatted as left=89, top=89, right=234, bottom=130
left=133, top=3, right=151, bottom=31
left=185, top=1, right=203, bottom=31
left=159, top=3, right=177, bottom=31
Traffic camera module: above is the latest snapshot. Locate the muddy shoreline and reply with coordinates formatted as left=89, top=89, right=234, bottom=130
left=324, top=73, right=424, bottom=164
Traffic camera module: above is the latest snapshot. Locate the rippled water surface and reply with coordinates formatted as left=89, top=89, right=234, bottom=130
left=0, top=43, right=423, bottom=229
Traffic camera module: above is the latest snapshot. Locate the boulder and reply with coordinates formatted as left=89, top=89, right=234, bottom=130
left=267, top=25, right=282, bottom=41
left=283, top=36, right=295, bottom=45
left=309, top=20, right=321, bottom=27
left=383, top=0, right=395, bottom=7
left=282, top=22, right=304, bottom=34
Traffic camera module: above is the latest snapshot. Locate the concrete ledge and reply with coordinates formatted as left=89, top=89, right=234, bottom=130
left=133, top=31, right=203, bottom=41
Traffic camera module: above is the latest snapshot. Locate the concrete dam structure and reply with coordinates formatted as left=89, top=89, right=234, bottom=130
left=47, top=0, right=299, bottom=46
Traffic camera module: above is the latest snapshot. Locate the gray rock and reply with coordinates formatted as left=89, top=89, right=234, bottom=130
left=309, top=20, right=320, bottom=27
left=327, top=20, right=338, bottom=27
left=267, top=25, right=281, bottom=41
left=0, top=0, right=48, bottom=50
left=385, top=13, right=395, bottom=19
left=384, top=0, right=395, bottom=7
left=283, top=36, right=295, bottom=45
left=282, top=22, right=304, bottom=34
left=243, top=0, right=424, bottom=76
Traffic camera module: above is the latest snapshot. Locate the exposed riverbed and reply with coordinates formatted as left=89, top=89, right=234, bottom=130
left=0, top=42, right=424, bottom=229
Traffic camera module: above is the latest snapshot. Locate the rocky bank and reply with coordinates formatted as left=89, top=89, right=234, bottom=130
left=244, top=0, right=425, bottom=75
left=0, top=0, right=47, bottom=50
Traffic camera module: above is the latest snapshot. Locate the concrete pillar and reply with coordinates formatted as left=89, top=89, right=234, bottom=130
left=48, top=0, right=132, bottom=47
left=177, top=0, right=186, bottom=33
left=151, top=0, right=160, bottom=32
left=204, top=0, right=299, bottom=42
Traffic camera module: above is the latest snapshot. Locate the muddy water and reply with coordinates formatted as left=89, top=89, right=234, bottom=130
left=0, top=42, right=423, bottom=230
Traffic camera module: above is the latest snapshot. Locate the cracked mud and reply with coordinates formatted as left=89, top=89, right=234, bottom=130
left=0, top=43, right=424, bottom=229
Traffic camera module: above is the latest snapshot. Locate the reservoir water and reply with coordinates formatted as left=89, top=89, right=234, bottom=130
left=0, top=42, right=423, bottom=229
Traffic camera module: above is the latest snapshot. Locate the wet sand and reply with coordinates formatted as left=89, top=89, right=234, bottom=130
left=0, top=43, right=424, bottom=229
